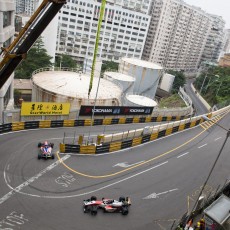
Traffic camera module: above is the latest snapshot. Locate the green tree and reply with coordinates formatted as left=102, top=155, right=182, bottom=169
left=168, top=70, right=186, bottom=93
left=55, top=54, right=79, bottom=69
left=15, top=37, right=53, bottom=79
left=101, top=61, right=119, bottom=75
left=194, top=66, right=230, bottom=106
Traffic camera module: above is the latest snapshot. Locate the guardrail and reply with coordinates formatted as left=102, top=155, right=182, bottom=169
left=59, top=105, right=230, bottom=154
left=0, top=106, right=229, bottom=154
left=3, top=102, right=193, bottom=124
left=0, top=114, right=188, bottom=134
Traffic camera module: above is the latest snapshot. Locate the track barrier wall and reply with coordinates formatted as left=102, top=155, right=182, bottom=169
left=0, top=106, right=229, bottom=154
left=0, top=114, right=189, bottom=135
left=59, top=105, right=230, bottom=154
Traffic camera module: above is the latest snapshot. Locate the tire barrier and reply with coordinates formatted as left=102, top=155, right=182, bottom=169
left=0, top=106, right=229, bottom=154
left=59, top=105, right=230, bottom=154
left=0, top=114, right=189, bottom=134
left=0, top=123, right=12, bottom=133
left=51, top=120, right=64, bottom=127
left=60, top=117, right=204, bottom=154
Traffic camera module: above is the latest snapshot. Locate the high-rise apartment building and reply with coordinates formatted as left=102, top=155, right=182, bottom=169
left=15, top=0, right=39, bottom=15
left=0, top=0, right=15, bottom=123
left=200, top=14, right=225, bottom=64
left=56, top=0, right=151, bottom=64
left=15, top=0, right=57, bottom=63
left=142, top=0, right=212, bottom=73
left=219, top=29, right=230, bottom=58
left=106, top=0, right=151, bottom=14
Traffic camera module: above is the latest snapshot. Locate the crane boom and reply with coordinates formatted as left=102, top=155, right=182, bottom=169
left=0, top=0, right=66, bottom=89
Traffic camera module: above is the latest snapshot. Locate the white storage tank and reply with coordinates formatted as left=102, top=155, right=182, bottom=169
left=125, top=94, right=158, bottom=107
left=31, top=68, right=122, bottom=110
left=104, top=71, right=135, bottom=93
left=119, top=57, right=163, bottom=98
left=159, top=73, right=175, bottom=92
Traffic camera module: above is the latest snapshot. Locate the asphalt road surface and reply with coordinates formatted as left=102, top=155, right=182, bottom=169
left=184, top=80, right=209, bottom=115
left=0, top=114, right=229, bottom=230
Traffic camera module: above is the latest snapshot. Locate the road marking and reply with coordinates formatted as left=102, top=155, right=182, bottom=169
left=6, top=164, right=10, bottom=171
left=177, top=152, right=189, bottom=158
left=113, top=161, right=145, bottom=168
left=3, top=161, right=168, bottom=199
left=58, top=110, right=229, bottom=178
left=57, top=125, right=211, bottom=178
left=6, top=174, right=11, bottom=183
left=198, top=143, right=207, bottom=148
left=215, top=137, right=222, bottom=141
left=1, top=155, right=70, bottom=205
left=143, top=188, right=178, bottom=199
left=157, top=222, right=166, bottom=230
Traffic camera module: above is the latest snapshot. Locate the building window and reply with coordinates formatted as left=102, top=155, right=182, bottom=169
left=3, top=38, right=11, bottom=47
left=70, top=19, right=76, bottom=23
left=3, top=11, right=11, bottom=28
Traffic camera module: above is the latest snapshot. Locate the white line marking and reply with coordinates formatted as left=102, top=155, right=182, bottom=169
left=113, top=161, right=145, bottom=168
left=1, top=155, right=70, bottom=205
left=177, top=152, right=189, bottom=158
left=214, top=137, right=222, bottom=141
left=143, top=188, right=178, bottom=199
left=4, top=161, right=168, bottom=199
left=198, top=143, right=207, bottom=149
left=6, top=164, right=10, bottom=170
left=6, top=175, right=11, bottom=183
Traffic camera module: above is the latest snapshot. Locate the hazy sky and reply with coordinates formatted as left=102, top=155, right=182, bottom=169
left=184, top=0, right=230, bottom=28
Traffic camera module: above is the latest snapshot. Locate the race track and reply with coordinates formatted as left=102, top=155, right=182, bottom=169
left=0, top=115, right=229, bottom=230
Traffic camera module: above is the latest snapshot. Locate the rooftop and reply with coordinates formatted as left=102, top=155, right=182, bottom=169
left=204, top=195, right=230, bottom=225
left=31, top=70, right=122, bottom=99
left=104, top=72, right=135, bottom=82
left=14, top=79, right=32, bottom=90
left=121, top=57, right=163, bottom=70
left=126, top=94, right=157, bottom=107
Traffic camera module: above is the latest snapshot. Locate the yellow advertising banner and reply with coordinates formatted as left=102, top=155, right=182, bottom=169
left=21, top=102, right=70, bottom=116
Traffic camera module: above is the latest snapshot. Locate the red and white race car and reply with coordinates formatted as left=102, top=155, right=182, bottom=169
left=83, top=196, right=131, bottom=215
left=37, top=141, right=55, bottom=159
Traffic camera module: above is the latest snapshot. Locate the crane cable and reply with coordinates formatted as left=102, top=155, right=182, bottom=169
left=88, top=0, right=106, bottom=98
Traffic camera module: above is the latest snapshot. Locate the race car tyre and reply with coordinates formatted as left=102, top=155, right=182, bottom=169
left=38, top=142, right=42, bottom=148
left=121, top=207, right=129, bottom=215
left=91, top=206, right=98, bottom=215
left=83, top=206, right=88, bottom=213
left=50, top=143, right=54, bottom=148
left=91, top=196, right=97, bottom=201
left=38, top=154, right=42, bottom=159
left=52, top=154, right=55, bottom=159
left=91, top=210, right=97, bottom=215
left=119, top=196, right=125, bottom=202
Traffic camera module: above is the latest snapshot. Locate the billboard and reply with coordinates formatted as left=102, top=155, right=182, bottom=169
left=79, top=106, right=154, bottom=116
left=21, top=102, right=70, bottom=116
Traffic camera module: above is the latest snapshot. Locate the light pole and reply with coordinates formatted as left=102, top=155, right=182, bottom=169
left=200, top=73, right=208, bottom=94
left=87, top=70, right=102, bottom=144
left=186, top=115, right=230, bottom=224
left=199, top=62, right=217, bottom=94
left=204, top=74, right=219, bottom=93
left=215, top=78, right=223, bottom=97
left=59, top=55, right=62, bottom=69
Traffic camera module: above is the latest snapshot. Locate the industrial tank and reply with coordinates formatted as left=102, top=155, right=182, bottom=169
left=125, top=94, right=158, bottom=107
left=159, top=73, right=175, bottom=92
left=119, top=57, right=163, bottom=98
left=104, top=71, right=135, bottom=94
left=31, top=68, right=122, bottom=110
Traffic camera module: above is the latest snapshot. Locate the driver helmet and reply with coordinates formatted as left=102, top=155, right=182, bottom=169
left=44, top=141, right=48, bottom=147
